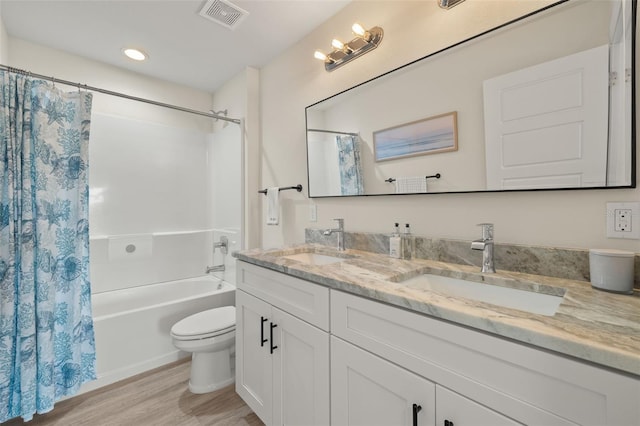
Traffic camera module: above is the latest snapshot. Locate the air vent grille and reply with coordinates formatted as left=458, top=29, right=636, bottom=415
left=198, top=0, right=249, bottom=30
left=438, top=0, right=466, bottom=9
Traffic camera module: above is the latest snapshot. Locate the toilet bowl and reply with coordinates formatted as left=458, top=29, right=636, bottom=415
left=171, top=305, right=236, bottom=394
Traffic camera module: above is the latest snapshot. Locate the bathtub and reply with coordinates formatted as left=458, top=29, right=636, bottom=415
left=80, top=275, right=235, bottom=395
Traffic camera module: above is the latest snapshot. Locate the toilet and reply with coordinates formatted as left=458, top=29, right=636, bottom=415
left=170, top=306, right=236, bottom=394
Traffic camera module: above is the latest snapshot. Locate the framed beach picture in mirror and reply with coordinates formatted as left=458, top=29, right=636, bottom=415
left=373, top=111, right=458, bottom=162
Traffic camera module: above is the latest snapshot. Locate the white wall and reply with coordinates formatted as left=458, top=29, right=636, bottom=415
left=0, top=3, right=8, bottom=64
left=9, top=38, right=213, bottom=130
left=259, top=0, right=640, bottom=252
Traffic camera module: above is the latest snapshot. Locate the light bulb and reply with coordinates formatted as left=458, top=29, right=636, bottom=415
left=331, top=39, right=345, bottom=50
left=314, top=50, right=328, bottom=61
left=352, top=22, right=372, bottom=42
left=351, top=23, right=366, bottom=37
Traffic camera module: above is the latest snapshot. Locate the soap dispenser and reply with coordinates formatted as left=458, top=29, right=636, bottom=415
left=389, top=223, right=401, bottom=258
left=401, top=223, right=414, bottom=260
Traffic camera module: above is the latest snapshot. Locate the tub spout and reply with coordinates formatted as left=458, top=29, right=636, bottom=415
left=206, top=264, right=225, bottom=273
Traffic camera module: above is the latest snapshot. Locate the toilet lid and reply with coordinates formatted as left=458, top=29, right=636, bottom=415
left=171, top=306, right=236, bottom=338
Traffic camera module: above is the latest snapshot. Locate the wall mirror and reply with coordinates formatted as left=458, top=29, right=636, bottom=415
left=306, top=0, right=636, bottom=197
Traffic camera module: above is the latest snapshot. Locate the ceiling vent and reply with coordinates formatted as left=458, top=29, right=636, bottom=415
left=198, top=0, right=249, bottom=30
left=438, top=0, right=466, bottom=9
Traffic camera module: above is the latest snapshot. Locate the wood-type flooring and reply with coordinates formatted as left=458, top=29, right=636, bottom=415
left=2, top=359, right=263, bottom=426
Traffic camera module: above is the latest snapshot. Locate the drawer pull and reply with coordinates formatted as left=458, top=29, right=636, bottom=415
left=412, top=404, right=422, bottom=426
left=260, top=316, right=268, bottom=347
left=444, top=420, right=454, bottom=426
left=270, top=322, right=278, bottom=354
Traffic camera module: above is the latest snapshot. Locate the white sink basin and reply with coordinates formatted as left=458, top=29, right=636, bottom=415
left=401, top=274, right=563, bottom=316
left=282, top=252, right=347, bottom=265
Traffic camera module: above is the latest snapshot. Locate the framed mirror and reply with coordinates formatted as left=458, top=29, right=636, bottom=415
left=306, top=0, right=636, bottom=197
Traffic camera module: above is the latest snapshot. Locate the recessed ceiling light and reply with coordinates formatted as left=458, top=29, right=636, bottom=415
left=123, top=48, right=147, bottom=61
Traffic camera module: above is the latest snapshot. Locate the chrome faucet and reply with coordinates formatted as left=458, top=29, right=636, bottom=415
left=213, top=236, right=229, bottom=255
left=323, top=218, right=345, bottom=251
left=206, top=236, right=229, bottom=273
left=206, top=264, right=225, bottom=273
left=470, top=223, right=496, bottom=273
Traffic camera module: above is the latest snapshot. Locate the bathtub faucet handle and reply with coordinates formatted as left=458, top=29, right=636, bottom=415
left=213, top=236, right=229, bottom=255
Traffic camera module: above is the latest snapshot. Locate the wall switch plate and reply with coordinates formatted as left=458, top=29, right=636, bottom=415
left=309, top=204, right=317, bottom=222
left=606, top=202, right=640, bottom=239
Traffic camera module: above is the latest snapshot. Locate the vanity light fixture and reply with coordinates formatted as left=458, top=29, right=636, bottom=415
left=314, top=22, right=383, bottom=72
left=351, top=23, right=370, bottom=41
left=122, top=48, right=148, bottom=61
left=314, top=51, right=332, bottom=62
left=331, top=39, right=353, bottom=53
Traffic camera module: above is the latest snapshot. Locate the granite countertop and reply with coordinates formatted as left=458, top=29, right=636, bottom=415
left=234, top=243, right=640, bottom=377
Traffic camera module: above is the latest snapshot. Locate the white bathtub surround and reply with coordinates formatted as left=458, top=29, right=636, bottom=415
left=88, top=112, right=209, bottom=236
left=107, top=234, right=153, bottom=261
left=211, top=228, right=241, bottom=284
left=91, top=229, right=217, bottom=294
left=83, top=275, right=235, bottom=395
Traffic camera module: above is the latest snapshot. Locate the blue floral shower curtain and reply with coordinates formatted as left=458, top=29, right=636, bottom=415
left=0, top=71, right=96, bottom=422
left=336, top=135, right=364, bottom=195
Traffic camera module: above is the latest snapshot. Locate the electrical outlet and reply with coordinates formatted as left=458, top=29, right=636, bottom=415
left=607, top=202, right=640, bottom=239
left=614, top=209, right=632, bottom=232
left=309, top=204, right=317, bottom=222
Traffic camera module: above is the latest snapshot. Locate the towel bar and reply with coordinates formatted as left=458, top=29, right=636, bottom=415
left=258, top=184, right=303, bottom=195
left=385, top=173, right=441, bottom=183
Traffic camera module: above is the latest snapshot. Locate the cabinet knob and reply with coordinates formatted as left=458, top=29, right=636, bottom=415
left=412, top=404, right=422, bottom=426
left=270, top=322, right=278, bottom=354
left=260, top=316, right=268, bottom=347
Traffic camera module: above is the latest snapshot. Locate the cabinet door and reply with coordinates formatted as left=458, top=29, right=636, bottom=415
left=272, top=307, right=330, bottom=426
left=235, top=290, right=273, bottom=425
left=332, top=336, right=436, bottom=426
left=436, top=385, right=522, bottom=426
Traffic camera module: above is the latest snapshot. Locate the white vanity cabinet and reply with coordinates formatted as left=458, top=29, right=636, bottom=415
left=332, top=335, right=521, bottom=426
left=435, top=385, right=522, bottom=426
left=236, top=260, right=640, bottom=426
left=331, top=290, right=640, bottom=426
left=331, top=336, right=437, bottom=426
left=235, top=261, right=330, bottom=426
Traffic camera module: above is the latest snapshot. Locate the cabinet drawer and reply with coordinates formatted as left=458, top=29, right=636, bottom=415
left=331, top=290, right=640, bottom=426
left=237, top=261, right=329, bottom=330
left=436, top=385, right=521, bottom=426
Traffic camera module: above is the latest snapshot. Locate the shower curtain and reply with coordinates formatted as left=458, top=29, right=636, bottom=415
left=0, top=71, right=96, bottom=422
left=336, top=135, right=364, bottom=195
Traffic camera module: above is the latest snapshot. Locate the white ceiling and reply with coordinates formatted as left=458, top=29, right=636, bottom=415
left=1, top=0, right=350, bottom=92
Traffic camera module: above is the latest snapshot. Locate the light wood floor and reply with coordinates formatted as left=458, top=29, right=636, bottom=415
left=3, top=359, right=263, bottom=426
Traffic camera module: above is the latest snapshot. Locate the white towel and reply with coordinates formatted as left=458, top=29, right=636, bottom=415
left=395, top=177, right=427, bottom=193
left=266, top=187, right=280, bottom=225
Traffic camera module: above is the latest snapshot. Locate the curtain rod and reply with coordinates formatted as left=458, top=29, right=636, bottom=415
left=0, top=64, right=241, bottom=125
left=307, top=128, right=359, bottom=137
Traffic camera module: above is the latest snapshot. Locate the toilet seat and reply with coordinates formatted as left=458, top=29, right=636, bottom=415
left=171, top=306, right=236, bottom=341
